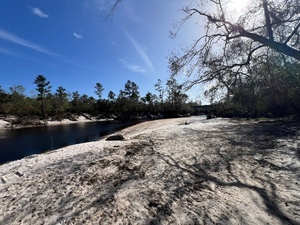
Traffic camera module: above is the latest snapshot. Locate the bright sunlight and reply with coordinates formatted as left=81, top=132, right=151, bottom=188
left=226, top=0, right=250, bottom=15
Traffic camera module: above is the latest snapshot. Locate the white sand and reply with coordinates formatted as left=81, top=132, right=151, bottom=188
left=0, top=117, right=299, bottom=224
left=0, top=115, right=113, bottom=129
left=0, top=119, right=11, bottom=128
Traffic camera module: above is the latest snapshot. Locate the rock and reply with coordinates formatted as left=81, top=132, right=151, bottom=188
left=106, top=134, right=125, bottom=141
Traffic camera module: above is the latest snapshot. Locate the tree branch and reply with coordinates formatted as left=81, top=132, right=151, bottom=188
left=284, top=22, right=300, bottom=45
left=235, top=25, right=300, bottom=61
left=186, top=5, right=300, bottom=61
left=106, top=0, right=122, bottom=18
left=263, top=0, right=274, bottom=41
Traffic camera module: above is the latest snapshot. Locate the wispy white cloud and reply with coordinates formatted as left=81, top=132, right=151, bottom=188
left=0, top=28, right=80, bottom=66
left=0, top=28, right=56, bottom=56
left=0, top=47, right=22, bottom=57
left=123, top=28, right=154, bottom=71
left=28, top=6, right=49, bottom=18
left=73, top=32, right=83, bottom=39
left=119, top=59, right=146, bottom=74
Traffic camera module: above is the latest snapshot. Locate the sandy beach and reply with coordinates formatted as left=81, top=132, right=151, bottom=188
left=0, top=117, right=299, bottom=225
left=0, top=115, right=113, bottom=129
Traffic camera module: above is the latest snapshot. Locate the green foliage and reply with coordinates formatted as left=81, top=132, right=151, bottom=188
left=51, top=86, right=70, bottom=117
left=70, top=91, right=81, bottom=113
left=3, top=85, right=26, bottom=116
left=0, top=77, right=195, bottom=119
left=34, top=75, right=52, bottom=118
left=70, top=92, right=95, bottom=114
left=114, top=80, right=141, bottom=115
left=94, top=82, right=104, bottom=100
left=123, top=80, right=140, bottom=101
left=216, top=54, right=300, bottom=118
left=34, top=75, right=51, bottom=100
left=154, top=79, right=164, bottom=104
left=0, top=86, right=9, bottom=114
left=108, top=91, right=116, bottom=102
left=164, top=76, right=190, bottom=116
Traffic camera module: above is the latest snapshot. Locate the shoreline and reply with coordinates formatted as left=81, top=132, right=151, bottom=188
left=0, top=117, right=299, bottom=224
left=0, top=115, right=114, bottom=130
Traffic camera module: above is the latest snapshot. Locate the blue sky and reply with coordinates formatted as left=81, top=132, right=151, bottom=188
left=0, top=0, right=203, bottom=101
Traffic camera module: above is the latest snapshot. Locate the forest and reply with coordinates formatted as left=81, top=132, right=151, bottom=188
left=2, top=0, right=300, bottom=123
left=209, top=55, right=300, bottom=118
left=2, top=52, right=300, bottom=125
left=0, top=75, right=196, bottom=124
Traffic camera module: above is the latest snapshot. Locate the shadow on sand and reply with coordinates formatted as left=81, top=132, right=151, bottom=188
left=1, top=120, right=300, bottom=224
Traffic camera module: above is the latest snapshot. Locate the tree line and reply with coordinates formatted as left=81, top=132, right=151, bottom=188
left=0, top=75, right=197, bottom=122
left=209, top=53, right=300, bottom=118
left=108, top=0, right=300, bottom=119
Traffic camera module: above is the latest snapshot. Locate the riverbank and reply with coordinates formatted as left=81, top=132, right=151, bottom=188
left=0, top=117, right=299, bottom=224
left=0, top=114, right=113, bottom=129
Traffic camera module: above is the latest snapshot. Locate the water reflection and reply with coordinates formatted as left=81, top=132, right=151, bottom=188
left=0, top=120, right=139, bottom=164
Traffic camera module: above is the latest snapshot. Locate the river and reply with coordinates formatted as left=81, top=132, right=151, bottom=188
left=0, top=120, right=140, bottom=165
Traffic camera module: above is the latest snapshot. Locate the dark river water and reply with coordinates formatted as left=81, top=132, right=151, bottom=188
left=0, top=120, right=140, bottom=165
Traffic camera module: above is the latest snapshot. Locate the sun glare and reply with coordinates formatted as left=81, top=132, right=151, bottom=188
left=227, top=0, right=249, bottom=13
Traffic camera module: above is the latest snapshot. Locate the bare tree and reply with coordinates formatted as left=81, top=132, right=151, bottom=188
left=169, top=0, right=300, bottom=92
left=106, top=0, right=300, bottom=99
